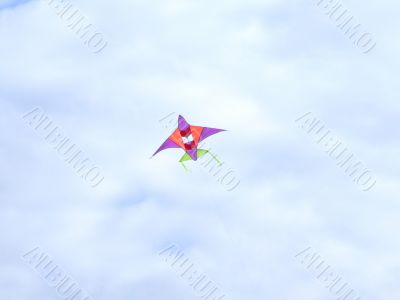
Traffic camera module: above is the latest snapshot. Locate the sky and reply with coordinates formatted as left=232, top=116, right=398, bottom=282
left=0, top=0, right=399, bottom=299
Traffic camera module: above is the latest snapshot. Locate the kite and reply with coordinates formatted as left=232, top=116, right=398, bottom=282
left=152, top=115, right=226, bottom=170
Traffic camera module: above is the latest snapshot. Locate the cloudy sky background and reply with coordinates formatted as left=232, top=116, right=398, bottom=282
left=1, top=0, right=399, bottom=299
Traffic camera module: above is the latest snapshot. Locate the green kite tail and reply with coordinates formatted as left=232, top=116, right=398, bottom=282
left=179, top=149, right=221, bottom=171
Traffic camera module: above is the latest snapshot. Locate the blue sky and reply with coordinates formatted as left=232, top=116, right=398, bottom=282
left=0, top=0, right=399, bottom=299
left=0, top=0, right=29, bottom=9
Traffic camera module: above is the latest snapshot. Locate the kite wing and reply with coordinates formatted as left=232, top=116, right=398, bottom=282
left=199, top=127, right=226, bottom=142
left=152, top=137, right=180, bottom=157
left=189, top=126, right=226, bottom=145
left=152, top=128, right=188, bottom=157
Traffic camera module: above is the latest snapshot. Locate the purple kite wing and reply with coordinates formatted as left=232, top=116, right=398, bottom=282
left=152, top=138, right=180, bottom=157
left=199, top=127, right=226, bottom=143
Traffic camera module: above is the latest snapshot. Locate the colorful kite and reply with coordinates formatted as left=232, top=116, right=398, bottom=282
left=152, top=115, right=226, bottom=170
